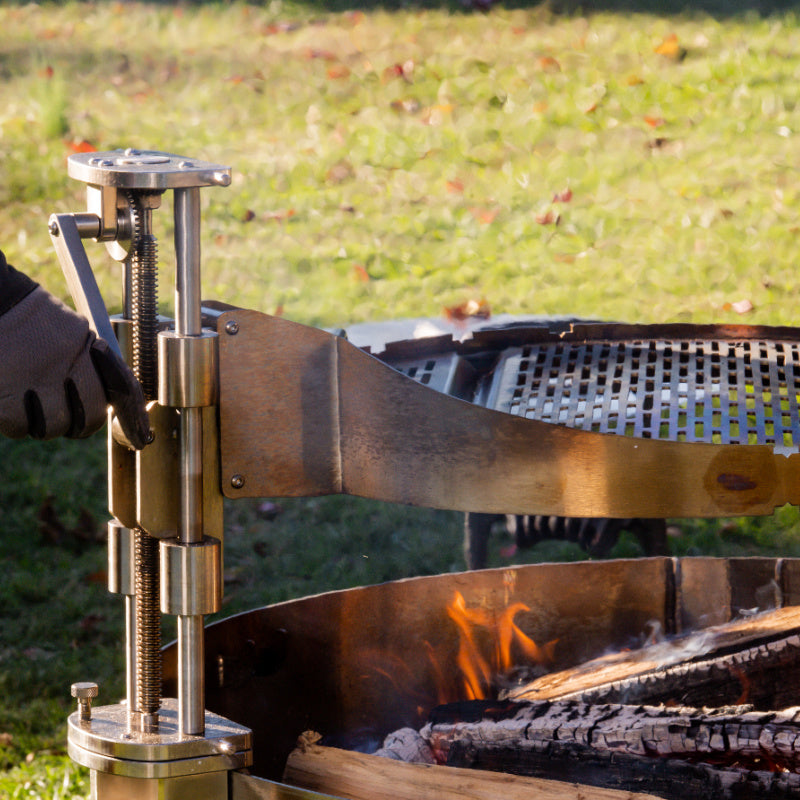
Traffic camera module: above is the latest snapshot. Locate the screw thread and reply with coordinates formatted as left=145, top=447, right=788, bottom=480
left=135, top=528, right=161, bottom=719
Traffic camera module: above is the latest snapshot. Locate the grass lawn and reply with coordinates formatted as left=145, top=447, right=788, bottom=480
left=3, top=0, right=800, bottom=795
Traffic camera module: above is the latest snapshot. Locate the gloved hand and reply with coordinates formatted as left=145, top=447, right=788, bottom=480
left=0, top=284, right=150, bottom=449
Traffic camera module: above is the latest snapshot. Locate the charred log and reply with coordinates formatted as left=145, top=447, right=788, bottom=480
left=421, top=700, right=800, bottom=799
left=506, top=606, right=800, bottom=710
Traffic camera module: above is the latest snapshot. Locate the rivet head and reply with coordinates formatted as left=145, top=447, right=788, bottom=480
left=48, top=220, right=59, bottom=236
left=225, top=320, right=240, bottom=336
left=230, top=474, right=245, bottom=489
left=179, top=160, right=194, bottom=169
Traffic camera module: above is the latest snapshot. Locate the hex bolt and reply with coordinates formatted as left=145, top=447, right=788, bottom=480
left=225, top=320, right=239, bottom=336
left=48, top=220, right=59, bottom=236
left=230, top=474, right=245, bottom=490
left=71, top=682, right=99, bottom=722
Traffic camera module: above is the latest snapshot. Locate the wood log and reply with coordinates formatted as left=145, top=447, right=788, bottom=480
left=506, top=606, right=800, bottom=709
left=284, top=738, right=664, bottom=800
left=420, top=699, right=800, bottom=799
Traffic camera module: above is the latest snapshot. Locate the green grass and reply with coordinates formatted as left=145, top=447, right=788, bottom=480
left=5, top=0, right=800, bottom=795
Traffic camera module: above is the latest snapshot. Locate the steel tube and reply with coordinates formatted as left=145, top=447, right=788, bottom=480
left=173, top=186, right=206, bottom=736
left=174, top=187, right=202, bottom=338
left=178, top=615, right=206, bottom=736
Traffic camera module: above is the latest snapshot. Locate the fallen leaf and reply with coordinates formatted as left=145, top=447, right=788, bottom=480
left=352, top=264, right=370, bottom=282
left=260, top=21, right=301, bottom=35
left=536, top=210, right=560, bottom=225
left=326, top=160, right=354, bottom=183
left=264, top=208, right=296, bottom=222
left=84, top=570, right=108, bottom=586
left=421, top=103, right=453, bottom=125
left=242, top=209, right=256, bottom=222
left=67, top=139, right=97, bottom=154
left=38, top=65, right=54, bottom=79
left=305, top=48, right=337, bottom=61
left=537, top=55, right=561, bottom=73
left=584, top=102, right=598, bottom=114
left=446, top=179, right=464, bottom=194
left=731, top=299, right=754, bottom=314
left=552, top=187, right=573, bottom=203
left=654, top=33, right=684, bottom=60
left=443, top=298, right=491, bottom=322
left=382, top=60, right=414, bottom=83
left=390, top=97, right=421, bottom=114
left=226, top=74, right=245, bottom=84
left=470, top=207, right=499, bottom=225
left=644, top=115, right=665, bottom=128
left=327, top=65, right=350, bottom=80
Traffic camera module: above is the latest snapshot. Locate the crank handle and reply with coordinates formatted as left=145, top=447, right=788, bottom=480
left=48, top=212, right=123, bottom=360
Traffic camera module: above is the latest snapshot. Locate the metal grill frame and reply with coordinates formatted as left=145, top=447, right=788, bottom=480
left=492, top=337, right=800, bottom=447
left=375, top=322, right=800, bottom=450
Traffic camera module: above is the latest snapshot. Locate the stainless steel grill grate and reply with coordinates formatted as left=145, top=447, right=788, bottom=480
left=493, top=338, right=800, bottom=446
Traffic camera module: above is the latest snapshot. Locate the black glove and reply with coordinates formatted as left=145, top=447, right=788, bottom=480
left=0, top=279, right=150, bottom=449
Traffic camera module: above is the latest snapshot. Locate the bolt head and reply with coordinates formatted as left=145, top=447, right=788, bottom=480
left=225, top=320, right=240, bottom=336
left=230, top=474, right=245, bottom=489
left=48, top=220, right=59, bottom=236
left=71, top=681, right=99, bottom=699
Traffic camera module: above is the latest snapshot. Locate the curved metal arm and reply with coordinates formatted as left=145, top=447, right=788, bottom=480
left=217, top=309, right=800, bottom=519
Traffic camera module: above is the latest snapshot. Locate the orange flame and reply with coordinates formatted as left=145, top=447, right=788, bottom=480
left=445, top=591, right=556, bottom=700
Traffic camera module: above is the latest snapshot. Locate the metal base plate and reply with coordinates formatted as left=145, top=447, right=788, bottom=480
left=68, top=698, right=252, bottom=779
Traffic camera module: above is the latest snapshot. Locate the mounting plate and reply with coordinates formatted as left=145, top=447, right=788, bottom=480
left=67, top=149, right=231, bottom=190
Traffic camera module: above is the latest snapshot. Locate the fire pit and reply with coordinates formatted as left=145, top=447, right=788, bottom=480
left=164, top=556, right=800, bottom=798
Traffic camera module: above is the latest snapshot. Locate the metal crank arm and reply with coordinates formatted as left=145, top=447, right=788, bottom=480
left=48, top=211, right=124, bottom=359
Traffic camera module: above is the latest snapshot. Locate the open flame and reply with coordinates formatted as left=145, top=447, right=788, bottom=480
left=445, top=591, right=556, bottom=701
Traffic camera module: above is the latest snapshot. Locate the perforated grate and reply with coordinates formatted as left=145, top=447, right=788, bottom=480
left=494, top=339, right=800, bottom=446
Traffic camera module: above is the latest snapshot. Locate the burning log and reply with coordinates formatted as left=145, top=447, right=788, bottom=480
left=505, top=605, right=800, bottom=710
left=419, top=699, right=800, bottom=798
left=284, top=736, right=664, bottom=800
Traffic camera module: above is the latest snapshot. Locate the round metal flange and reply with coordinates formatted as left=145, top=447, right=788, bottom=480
left=67, top=698, right=252, bottom=778
left=68, top=150, right=232, bottom=190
